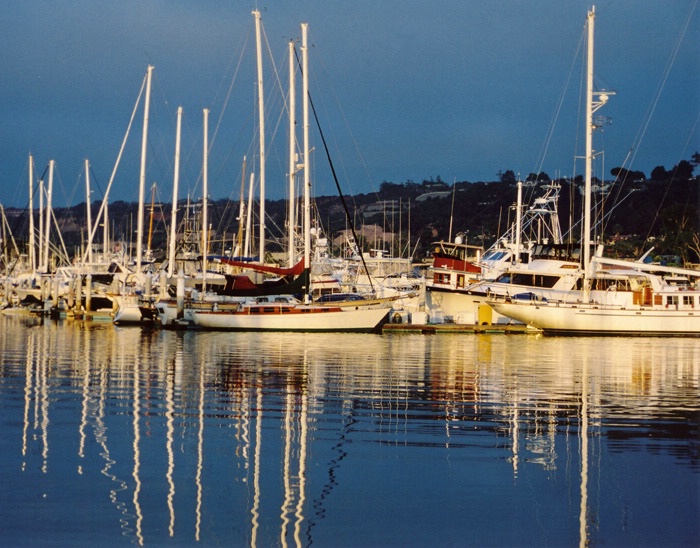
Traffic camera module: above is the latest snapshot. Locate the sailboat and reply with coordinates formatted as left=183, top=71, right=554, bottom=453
left=191, top=20, right=390, bottom=332
left=489, top=6, right=700, bottom=336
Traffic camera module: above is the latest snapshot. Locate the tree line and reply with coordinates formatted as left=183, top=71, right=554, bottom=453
left=2, top=155, right=698, bottom=268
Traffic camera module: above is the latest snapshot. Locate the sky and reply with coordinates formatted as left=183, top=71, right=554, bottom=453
left=1, top=0, right=698, bottom=209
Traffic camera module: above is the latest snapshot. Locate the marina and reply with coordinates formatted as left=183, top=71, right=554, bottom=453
left=0, top=4, right=698, bottom=545
left=1, top=7, right=698, bottom=338
left=0, top=314, right=697, bottom=546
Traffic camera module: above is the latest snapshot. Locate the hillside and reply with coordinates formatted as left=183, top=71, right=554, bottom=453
left=2, top=173, right=699, bottom=268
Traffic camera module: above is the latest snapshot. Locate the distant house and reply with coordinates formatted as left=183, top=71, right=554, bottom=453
left=333, top=224, right=396, bottom=250
left=361, top=200, right=401, bottom=221
left=416, top=191, right=451, bottom=202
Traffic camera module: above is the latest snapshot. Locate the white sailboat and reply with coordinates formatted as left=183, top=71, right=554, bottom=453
left=191, top=20, right=390, bottom=332
left=489, top=6, right=700, bottom=336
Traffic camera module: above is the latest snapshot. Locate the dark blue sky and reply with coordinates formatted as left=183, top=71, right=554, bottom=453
left=1, top=1, right=697, bottom=208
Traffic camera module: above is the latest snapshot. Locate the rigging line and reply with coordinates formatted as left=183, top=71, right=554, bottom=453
left=294, top=47, right=376, bottom=293
left=533, top=23, right=586, bottom=178
left=210, top=26, right=252, bottom=151
left=644, top=110, right=700, bottom=243
left=607, top=1, right=697, bottom=239
left=619, top=0, right=697, bottom=180
left=604, top=0, right=696, bottom=219
left=0, top=162, right=50, bottom=277
left=310, top=48, right=365, bottom=203
left=188, top=33, right=253, bottom=210
left=48, top=206, right=70, bottom=266
left=82, top=70, right=148, bottom=264
left=261, top=22, right=290, bottom=124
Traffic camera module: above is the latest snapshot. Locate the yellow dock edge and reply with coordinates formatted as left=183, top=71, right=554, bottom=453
left=382, top=323, right=536, bottom=334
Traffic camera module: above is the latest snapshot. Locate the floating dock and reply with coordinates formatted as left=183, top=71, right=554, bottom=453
left=382, top=322, right=535, bottom=334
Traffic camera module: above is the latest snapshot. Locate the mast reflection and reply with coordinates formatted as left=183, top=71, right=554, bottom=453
left=8, top=319, right=699, bottom=546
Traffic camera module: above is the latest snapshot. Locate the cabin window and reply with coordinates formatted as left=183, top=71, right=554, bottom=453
left=683, top=295, right=694, bottom=307
left=510, top=273, right=560, bottom=288
left=433, top=272, right=451, bottom=285
left=483, top=250, right=507, bottom=261
left=457, top=274, right=465, bottom=288
left=666, top=296, right=679, bottom=307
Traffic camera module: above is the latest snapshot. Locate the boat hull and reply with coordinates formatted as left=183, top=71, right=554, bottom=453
left=192, top=306, right=390, bottom=332
left=490, top=300, right=700, bottom=336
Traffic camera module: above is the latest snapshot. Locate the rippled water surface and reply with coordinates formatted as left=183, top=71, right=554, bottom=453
left=0, top=315, right=698, bottom=546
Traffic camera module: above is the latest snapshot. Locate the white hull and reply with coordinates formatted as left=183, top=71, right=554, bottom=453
left=490, top=299, right=700, bottom=336
left=113, top=304, right=142, bottom=324
left=193, top=305, right=390, bottom=332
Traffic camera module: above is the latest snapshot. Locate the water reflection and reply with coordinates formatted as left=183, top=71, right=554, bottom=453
left=2, top=316, right=698, bottom=546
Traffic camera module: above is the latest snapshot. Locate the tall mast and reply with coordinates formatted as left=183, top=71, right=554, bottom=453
left=253, top=10, right=266, bottom=262
left=245, top=172, right=255, bottom=258
left=515, top=180, right=523, bottom=262
left=43, top=160, right=54, bottom=272
left=288, top=39, right=297, bottom=268
left=136, top=64, right=154, bottom=273
left=302, top=22, right=311, bottom=283
left=103, top=199, right=109, bottom=262
left=85, top=159, right=93, bottom=263
left=38, top=177, right=44, bottom=271
left=168, top=106, right=183, bottom=279
left=583, top=7, right=595, bottom=279
left=202, top=108, right=209, bottom=295
left=147, top=182, right=156, bottom=260
left=28, top=154, right=36, bottom=272
left=234, top=156, right=247, bottom=258
left=582, top=5, right=611, bottom=300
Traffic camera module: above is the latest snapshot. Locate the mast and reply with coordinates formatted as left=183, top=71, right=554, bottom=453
left=234, top=156, right=247, bottom=258
left=103, top=199, right=109, bottom=262
left=168, top=106, right=183, bottom=279
left=85, top=159, right=93, bottom=263
left=136, top=64, right=154, bottom=273
left=38, top=177, right=44, bottom=272
left=147, top=182, right=156, bottom=260
left=302, top=22, right=311, bottom=286
left=202, top=108, right=209, bottom=295
left=582, top=7, right=595, bottom=283
left=82, top=67, right=148, bottom=266
left=245, top=172, right=255, bottom=258
left=582, top=5, right=611, bottom=301
left=1, top=206, right=6, bottom=268
left=288, top=39, right=297, bottom=268
left=42, top=160, right=54, bottom=272
left=28, top=154, right=36, bottom=272
left=253, top=10, right=266, bottom=262
left=515, top=180, right=523, bottom=262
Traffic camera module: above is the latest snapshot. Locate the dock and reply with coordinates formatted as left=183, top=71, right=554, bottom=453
left=382, top=322, right=535, bottom=334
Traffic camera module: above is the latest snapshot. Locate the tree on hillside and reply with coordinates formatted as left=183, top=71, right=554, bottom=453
left=499, top=170, right=516, bottom=183
left=650, top=160, right=695, bottom=182
left=671, top=160, right=694, bottom=180
left=650, top=165, right=669, bottom=181
left=610, top=167, right=646, bottom=182
left=656, top=203, right=700, bottom=264
left=525, top=172, right=550, bottom=183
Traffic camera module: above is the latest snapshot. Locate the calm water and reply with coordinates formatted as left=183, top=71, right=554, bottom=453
left=0, top=315, right=698, bottom=547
